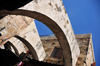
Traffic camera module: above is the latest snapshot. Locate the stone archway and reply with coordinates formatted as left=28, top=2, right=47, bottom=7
left=14, top=35, right=39, bottom=60
left=4, top=41, right=19, bottom=56
left=0, top=9, right=72, bottom=66
left=4, top=35, right=39, bottom=60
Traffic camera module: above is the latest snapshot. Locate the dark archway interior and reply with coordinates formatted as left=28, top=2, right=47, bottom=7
left=0, top=48, right=19, bottom=66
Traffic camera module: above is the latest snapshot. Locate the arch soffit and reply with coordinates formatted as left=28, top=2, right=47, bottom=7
left=4, top=41, right=19, bottom=56
left=14, top=35, right=39, bottom=60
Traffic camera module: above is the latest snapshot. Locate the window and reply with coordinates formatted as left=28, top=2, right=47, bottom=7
left=50, top=47, right=63, bottom=59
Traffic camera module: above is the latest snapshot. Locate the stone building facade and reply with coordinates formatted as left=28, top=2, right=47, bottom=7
left=40, top=34, right=95, bottom=66
left=0, top=0, right=95, bottom=66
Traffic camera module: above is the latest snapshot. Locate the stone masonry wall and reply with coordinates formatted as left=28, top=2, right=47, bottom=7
left=75, top=34, right=95, bottom=66
left=40, top=34, right=95, bottom=66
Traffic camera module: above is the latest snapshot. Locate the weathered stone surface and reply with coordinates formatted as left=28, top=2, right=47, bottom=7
left=0, top=0, right=95, bottom=66
left=75, top=34, right=95, bottom=66
left=41, top=34, right=95, bottom=66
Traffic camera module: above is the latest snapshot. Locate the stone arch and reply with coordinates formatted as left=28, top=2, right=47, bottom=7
left=14, top=35, right=39, bottom=60
left=4, top=41, right=19, bottom=56
left=0, top=9, right=72, bottom=66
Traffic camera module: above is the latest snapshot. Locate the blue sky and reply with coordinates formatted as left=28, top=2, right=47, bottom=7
left=63, top=0, right=100, bottom=66
left=35, top=0, right=100, bottom=66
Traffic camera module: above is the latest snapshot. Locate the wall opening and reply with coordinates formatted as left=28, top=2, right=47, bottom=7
left=34, top=19, right=63, bottom=65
